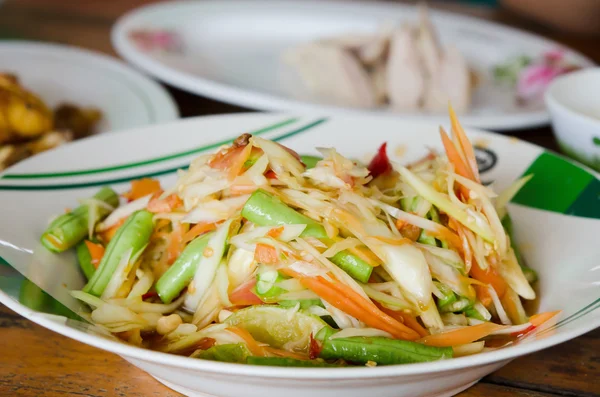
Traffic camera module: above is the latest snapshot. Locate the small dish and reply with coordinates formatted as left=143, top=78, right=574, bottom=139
left=545, top=68, right=600, bottom=171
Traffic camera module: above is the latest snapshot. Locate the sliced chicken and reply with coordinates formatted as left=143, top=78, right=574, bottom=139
left=357, top=22, right=394, bottom=66
left=423, top=45, right=471, bottom=112
left=415, top=3, right=442, bottom=79
left=283, top=43, right=377, bottom=108
left=370, top=61, right=388, bottom=104
left=386, top=27, right=425, bottom=110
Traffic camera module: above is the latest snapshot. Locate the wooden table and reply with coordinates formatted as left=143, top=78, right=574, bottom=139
left=0, top=1, right=598, bottom=396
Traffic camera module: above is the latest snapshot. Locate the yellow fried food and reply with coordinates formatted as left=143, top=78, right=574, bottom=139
left=4, top=89, right=54, bottom=138
left=54, top=104, right=102, bottom=138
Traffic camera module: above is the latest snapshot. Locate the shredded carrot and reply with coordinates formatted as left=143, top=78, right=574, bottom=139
left=529, top=310, right=561, bottom=328
left=419, top=322, right=506, bottom=347
left=448, top=103, right=480, bottom=183
left=378, top=305, right=429, bottom=337
left=229, top=279, right=263, bottom=306
left=474, top=285, right=493, bottom=307
left=228, top=143, right=254, bottom=181
left=439, top=126, right=473, bottom=199
left=470, top=260, right=507, bottom=298
left=84, top=240, right=105, bottom=268
left=98, top=218, right=125, bottom=243
left=266, top=226, right=284, bottom=239
left=167, top=223, right=185, bottom=265
left=226, top=326, right=266, bottom=356
left=255, top=243, right=279, bottom=265
left=183, top=222, right=218, bottom=243
left=456, top=223, right=473, bottom=272
left=282, top=267, right=419, bottom=340
left=122, top=178, right=162, bottom=201
left=147, top=193, right=183, bottom=213
left=263, top=346, right=309, bottom=360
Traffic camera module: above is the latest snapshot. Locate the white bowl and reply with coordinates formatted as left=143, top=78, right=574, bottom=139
left=545, top=68, right=600, bottom=171
left=0, top=114, right=598, bottom=397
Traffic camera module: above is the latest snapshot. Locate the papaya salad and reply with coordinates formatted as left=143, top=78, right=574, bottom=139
left=40, top=108, right=559, bottom=367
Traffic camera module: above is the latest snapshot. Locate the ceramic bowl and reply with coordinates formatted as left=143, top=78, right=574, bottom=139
left=0, top=114, right=598, bottom=397
left=545, top=68, right=600, bottom=171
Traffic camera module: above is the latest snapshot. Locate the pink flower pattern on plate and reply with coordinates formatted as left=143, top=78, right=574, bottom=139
left=129, top=29, right=183, bottom=53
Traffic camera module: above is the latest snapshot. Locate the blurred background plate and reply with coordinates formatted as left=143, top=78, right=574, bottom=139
left=112, top=0, right=594, bottom=131
left=0, top=41, right=179, bottom=133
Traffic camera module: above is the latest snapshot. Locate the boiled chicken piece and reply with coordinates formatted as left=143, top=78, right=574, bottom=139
left=283, top=43, right=378, bottom=108
left=415, top=3, right=442, bottom=79
left=386, top=27, right=426, bottom=110
left=423, top=45, right=471, bottom=112
left=370, top=61, right=388, bottom=104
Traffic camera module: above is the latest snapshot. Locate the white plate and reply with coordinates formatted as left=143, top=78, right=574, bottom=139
left=111, top=0, right=594, bottom=131
left=0, top=41, right=179, bottom=132
left=0, top=114, right=598, bottom=397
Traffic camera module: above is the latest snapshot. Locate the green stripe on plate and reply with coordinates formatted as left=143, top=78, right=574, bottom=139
left=536, top=297, right=600, bottom=337
left=512, top=152, right=599, bottom=219
left=0, top=118, right=327, bottom=191
left=2, top=117, right=299, bottom=180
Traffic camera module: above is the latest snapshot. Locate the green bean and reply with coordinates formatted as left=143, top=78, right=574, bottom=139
left=194, top=343, right=250, bottom=363
left=300, top=155, right=322, bottom=169
left=76, top=240, right=97, bottom=281
left=246, top=357, right=341, bottom=367
left=83, top=210, right=154, bottom=297
left=435, top=282, right=457, bottom=309
left=254, top=270, right=286, bottom=301
left=329, top=250, right=373, bottom=283
left=155, top=231, right=214, bottom=304
left=278, top=299, right=323, bottom=309
left=18, top=279, right=80, bottom=320
left=242, top=189, right=373, bottom=282
left=439, top=297, right=471, bottom=313
left=241, top=189, right=327, bottom=238
left=464, top=306, right=485, bottom=321
left=316, top=328, right=453, bottom=365
left=41, top=187, right=119, bottom=253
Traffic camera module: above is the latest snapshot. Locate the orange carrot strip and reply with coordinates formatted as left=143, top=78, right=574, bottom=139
left=448, top=104, right=480, bottom=183
left=470, top=260, right=507, bottom=299
left=84, top=240, right=105, bottom=268
left=226, top=326, right=266, bottom=356
left=167, top=223, right=185, bottom=265
left=266, top=226, right=284, bottom=239
left=419, top=322, right=506, bottom=347
left=379, top=305, right=429, bottom=338
left=439, top=127, right=473, bottom=199
left=122, top=178, right=162, bottom=201
left=229, top=184, right=258, bottom=195
left=147, top=193, right=183, bottom=213
left=282, top=268, right=419, bottom=340
left=183, top=222, right=218, bottom=243
left=98, top=218, right=125, bottom=244
left=529, top=310, right=562, bottom=327
left=255, top=243, right=279, bottom=265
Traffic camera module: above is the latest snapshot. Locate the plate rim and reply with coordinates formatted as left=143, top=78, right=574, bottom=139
left=110, top=0, right=595, bottom=131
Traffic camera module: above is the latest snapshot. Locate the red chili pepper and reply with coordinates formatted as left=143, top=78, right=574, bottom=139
left=511, top=324, right=536, bottom=338
left=309, top=333, right=323, bottom=360
left=142, top=291, right=158, bottom=300
left=367, top=142, right=392, bottom=178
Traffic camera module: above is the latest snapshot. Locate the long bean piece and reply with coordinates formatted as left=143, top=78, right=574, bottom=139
left=155, top=232, right=214, bottom=304
left=41, top=187, right=118, bottom=252
left=316, top=328, right=453, bottom=365
left=83, top=210, right=154, bottom=297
